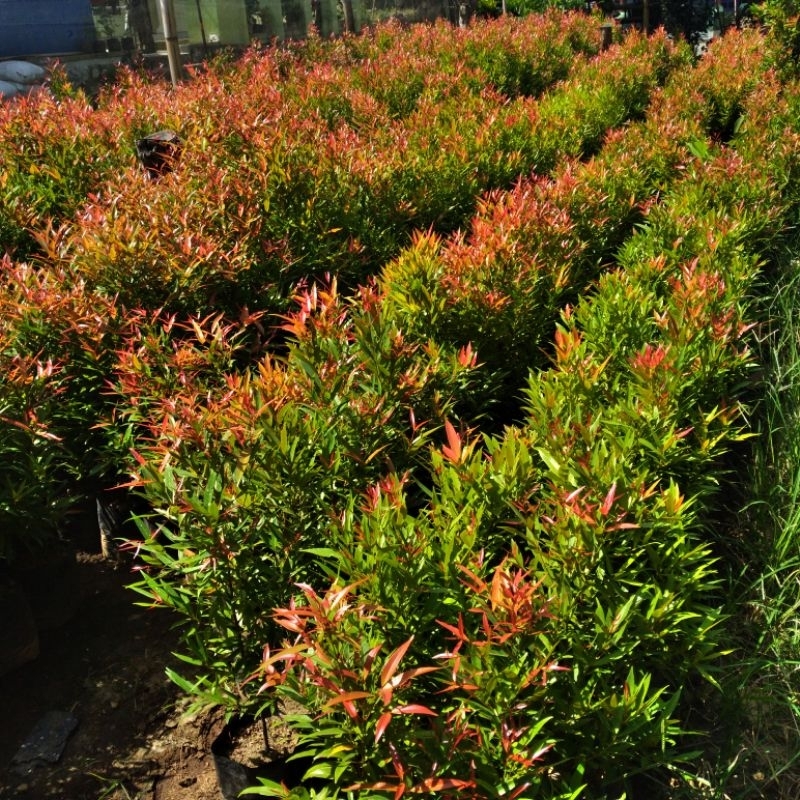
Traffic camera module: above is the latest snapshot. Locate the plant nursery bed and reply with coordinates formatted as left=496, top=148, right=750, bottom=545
left=0, top=551, right=226, bottom=800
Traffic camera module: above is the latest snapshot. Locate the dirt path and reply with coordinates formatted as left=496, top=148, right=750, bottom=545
left=0, top=553, right=223, bottom=800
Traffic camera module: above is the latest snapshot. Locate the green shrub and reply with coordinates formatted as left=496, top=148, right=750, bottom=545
left=0, top=84, right=131, bottom=259
left=117, top=281, right=480, bottom=711
left=0, top=257, right=123, bottom=559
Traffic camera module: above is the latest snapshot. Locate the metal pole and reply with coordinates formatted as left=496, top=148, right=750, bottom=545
left=157, top=0, right=184, bottom=86
left=342, top=0, right=356, bottom=33
left=194, top=0, right=209, bottom=57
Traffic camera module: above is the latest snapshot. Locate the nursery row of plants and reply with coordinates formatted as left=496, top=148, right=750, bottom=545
left=2, top=10, right=800, bottom=798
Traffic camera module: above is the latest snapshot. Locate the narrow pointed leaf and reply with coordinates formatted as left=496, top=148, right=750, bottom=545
left=375, top=711, right=393, bottom=743
left=392, top=704, right=438, bottom=716
left=381, top=636, right=414, bottom=686
left=323, top=690, right=371, bottom=709
left=442, top=419, right=462, bottom=463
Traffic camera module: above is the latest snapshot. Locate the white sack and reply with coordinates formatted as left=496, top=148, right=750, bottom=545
left=0, top=60, right=46, bottom=86
left=0, top=80, right=22, bottom=99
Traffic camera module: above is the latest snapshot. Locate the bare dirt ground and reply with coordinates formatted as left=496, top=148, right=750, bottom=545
left=0, top=552, right=225, bottom=800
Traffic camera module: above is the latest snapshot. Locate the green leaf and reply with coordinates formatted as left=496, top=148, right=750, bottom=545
left=303, top=762, right=333, bottom=780
left=536, top=447, right=561, bottom=475
left=301, top=547, right=345, bottom=561
left=165, top=667, right=203, bottom=695
left=240, top=777, right=289, bottom=797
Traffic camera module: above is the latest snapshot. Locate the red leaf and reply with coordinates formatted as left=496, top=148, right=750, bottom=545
left=346, top=781, right=404, bottom=796
left=437, top=612, right=471, bottom=644
left=490, top=563, right=507, bottom=610
left=601, top=482, right=617, bottom=516
left=342, top=699, right=360, bottom=719
left=457, top=342, right=477, bottom=367
left=379, top=685, right=393, bottom=707
left=392, top=704, right=438, bottom=716
left=323, top=690, right=370, bottom=710
left=565, top=486, right=584, bottom=504
left=436, top=619, right=465, bottom=639
left=381, top=636, right=414, bottom=687
left=375, top=711, right=393, bottom=743
left=364, top=642, right=384, bottom=676
left=607, top=522, right=640, bottom=531
left=388, top=666, right=440, bottom=690
left=410, top=777, right=473, bottom=792
left=441, top=419, right=462, bottom=463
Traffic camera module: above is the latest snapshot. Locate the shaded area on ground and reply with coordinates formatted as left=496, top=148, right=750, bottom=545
left=0, top=552, right=224, bottom=800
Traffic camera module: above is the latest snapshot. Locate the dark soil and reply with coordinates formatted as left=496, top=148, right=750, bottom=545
left=0, top=551, right=225, bottom=800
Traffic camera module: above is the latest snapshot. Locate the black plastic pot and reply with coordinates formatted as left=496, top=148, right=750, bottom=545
left=135, top=129, right=181, bottom=180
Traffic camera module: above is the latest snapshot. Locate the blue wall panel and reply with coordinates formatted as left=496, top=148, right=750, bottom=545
left=0, top=0, right=94, bottom=57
